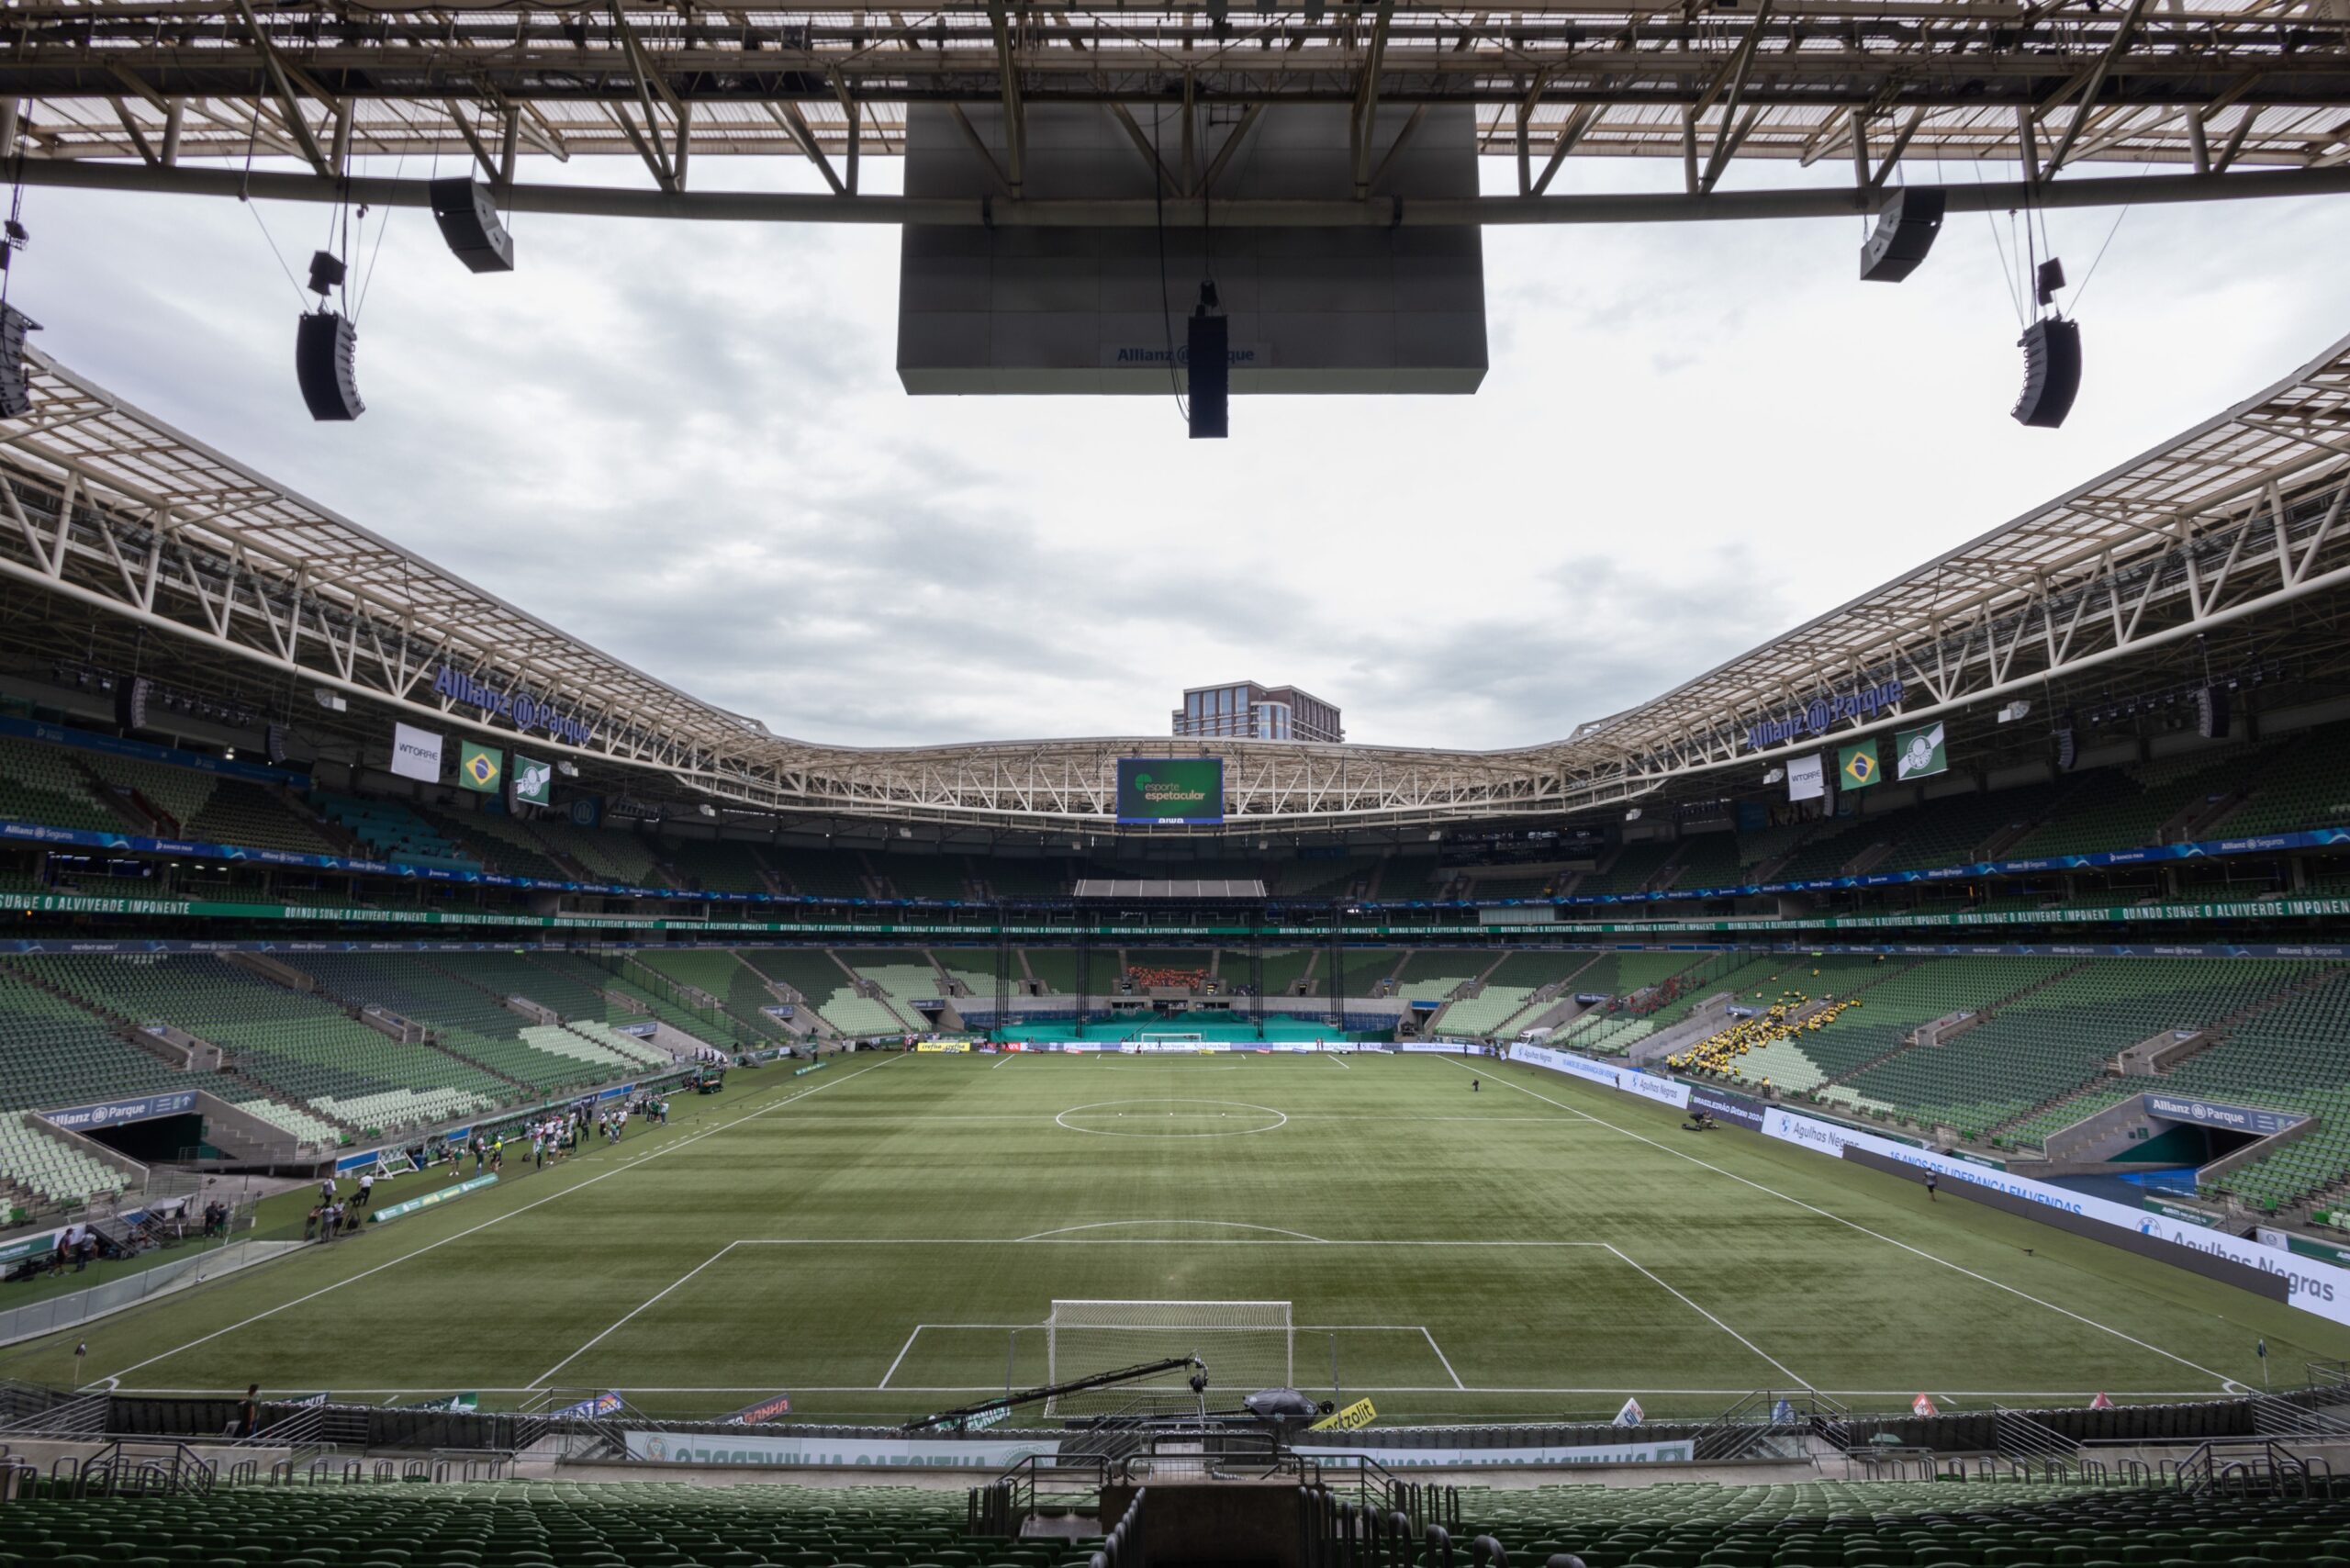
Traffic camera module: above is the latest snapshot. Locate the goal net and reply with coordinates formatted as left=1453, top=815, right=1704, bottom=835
left=1132, top=1031, right=1205, bottom=1047
left=1045, top=1299, right=1293, bottom=1417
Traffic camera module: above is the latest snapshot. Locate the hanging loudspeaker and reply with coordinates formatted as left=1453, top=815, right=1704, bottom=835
left=1188, top=306, right=1228, bottom=441
left=266, top=723, right=290, bottom=767
left=0, top=303, right=39, bottom=420
left=2013, top=318, right=2082, bottom=430
left=427, top=178, right=516, bottom=274
left=117, top=677, right=151, bottom=734
left=2198, top=685, right=2231, bottom=741
left=2054, top=711, right=2077, bottom=773
left=296, top=311, right=364, bottom=421
left=1858, top=188, right=1946, bottom=284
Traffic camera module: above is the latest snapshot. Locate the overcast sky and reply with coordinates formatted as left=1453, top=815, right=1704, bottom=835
left=16, top=147, right=2350, bottom=750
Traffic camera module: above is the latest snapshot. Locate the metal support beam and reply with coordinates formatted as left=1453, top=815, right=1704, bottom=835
left=2042, top=0, right=2154, bottom=179
left=229, top=0, right=331, bottom=177
left=989, top=3, right=1025, bottom=196
left=1349, top=0, right=1395, bottom=199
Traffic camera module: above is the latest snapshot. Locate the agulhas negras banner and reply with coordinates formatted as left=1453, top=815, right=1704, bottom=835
left=625, top=1429, right=1058, bottom=1467
left=1501, top=1040, right=2350, bottom=1329
left=1297, top=1437, right=1695, bottom=1466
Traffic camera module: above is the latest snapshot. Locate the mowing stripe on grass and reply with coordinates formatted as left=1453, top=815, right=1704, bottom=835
left=1449, top=1056, right=2239, bottom=1390
left=100, top=1054, right=907, bottom=1383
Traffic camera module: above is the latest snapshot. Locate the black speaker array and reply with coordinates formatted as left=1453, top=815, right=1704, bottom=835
left=1187, top=308, right=1228, bottom=441
left=266, top=723, right=290, bottom=767
left=428, top=178, right=516, bottom=274
left=2054, top=711, right=2077, bottom=772
left=296, top=311, right=364, bottom=422
left=1858, top=188, right=1946, bottom=284
left=0, top=302, right=39, bottom=420
left=2199, top=685, right=2231, bottom=741
left=116, top=676, right=151, bottom=734
left=2013, top=318, right=2083, bottom=430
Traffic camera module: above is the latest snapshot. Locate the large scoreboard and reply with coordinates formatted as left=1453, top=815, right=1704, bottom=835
left=1115, top=758, right=1225, bottom=826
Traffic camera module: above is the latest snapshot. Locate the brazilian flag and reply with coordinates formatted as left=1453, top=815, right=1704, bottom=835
left=459, top=741, right=503, bottom=794
left=1838, top=739, right=1881, bottom=790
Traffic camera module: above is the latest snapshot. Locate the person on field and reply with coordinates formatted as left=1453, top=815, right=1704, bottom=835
left=236, top=1384, right=262, bottom=1439
left=319, top=1174, right=337, bottom=1205
left=1925, top=1172, right=1939, bottom=1203
left=357, top=1171, right=375, bottom=1209
left=1472, top=1079, right=1480, bottom=1092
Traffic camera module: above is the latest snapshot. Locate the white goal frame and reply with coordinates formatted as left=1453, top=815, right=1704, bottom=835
left=1045, top=1298, right=1293, bottom=1414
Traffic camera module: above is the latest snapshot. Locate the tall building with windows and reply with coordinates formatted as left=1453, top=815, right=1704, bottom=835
left=1172, top=682, right=1344, bottom=744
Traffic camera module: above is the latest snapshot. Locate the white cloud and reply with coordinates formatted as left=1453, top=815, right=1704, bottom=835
left=16, top=149, right=2350, bottom=750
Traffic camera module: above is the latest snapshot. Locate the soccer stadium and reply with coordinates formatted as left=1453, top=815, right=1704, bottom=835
left=3, top=5, right=2350, bottom=1563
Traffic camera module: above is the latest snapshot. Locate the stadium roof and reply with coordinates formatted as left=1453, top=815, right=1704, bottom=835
left=6, top=1, right=2350, bottom=226
left=1, top=330, right=2348, bottom=831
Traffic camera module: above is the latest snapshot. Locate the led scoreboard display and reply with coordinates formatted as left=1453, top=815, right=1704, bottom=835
left=1115, top=758, right=1225, bottom=826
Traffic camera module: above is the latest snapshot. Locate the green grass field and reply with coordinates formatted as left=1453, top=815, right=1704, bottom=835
left=8, top=1050, right=2344, bottom=1427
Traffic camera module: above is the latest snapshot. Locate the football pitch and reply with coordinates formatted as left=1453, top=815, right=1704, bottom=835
left=10, top=1050, right=2344, bottom=1426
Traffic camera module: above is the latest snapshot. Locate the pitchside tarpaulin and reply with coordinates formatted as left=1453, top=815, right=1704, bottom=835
left=626, top=1430, right=1058, bottom=1467
left=1505, top=1043, right=2350, bottom=1328
left=1296, top=1437, right=1695, bottom=1467
left=897, top=104, right=1487, bottom=395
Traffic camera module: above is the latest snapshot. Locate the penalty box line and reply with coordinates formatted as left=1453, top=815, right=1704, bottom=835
left=878, top=1320, right=1470, bottom=1393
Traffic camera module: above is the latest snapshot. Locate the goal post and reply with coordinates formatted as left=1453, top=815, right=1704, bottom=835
left=1045, top=1299, right=1293, bottom=1415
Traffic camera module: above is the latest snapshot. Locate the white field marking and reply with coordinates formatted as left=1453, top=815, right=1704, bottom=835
left=100, top=1054, right=908, bottom=1381
left=1422, top=1327, right=1466, bottom=1390
left=529, top=1241, right=743, bottom=1388
left=117, top=1383, right=2246, bottom=1399
left=1448, top=1057, right=2239, bottom=1391
left=1327, top=1053, right=1352, bottom=1070
left=1602, top=1242, right=1810, bottom=1388
left=1054, top=1099, right=1289, bottom=1138
left=878, top=1327, right=923, bottom=1389
left=729, top=1238, right=1613, bottom=1248
left=1015, top=1220, right=1331, bottom=1242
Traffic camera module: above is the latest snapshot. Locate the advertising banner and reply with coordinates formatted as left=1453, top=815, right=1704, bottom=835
left=1684, top=1084, right=1766, bottom=1131
left=722, top=1394, right=795, bottom=1424
left=1786, top=754, right=1825, bottom=802
left=1760, top=1106, right=2350, bottom=1327
left=369, top=1173, right=498, bottom=1225
left=1296, top=1437, right=1695, bottom=1467
left=1508, top=1044, right=1690, bottom=1110
left=2143, top=1092, right=2303, bottom=1137
left=39, top=1090, right=198, bottom=1132
left=625, top=1429, right=1058, bottom=1467
left=390, top=723, right=443, bottom=783
left=1308, top=1398, right=1379, bottom=1431
left=1114, top=757, right=1225, bottom=826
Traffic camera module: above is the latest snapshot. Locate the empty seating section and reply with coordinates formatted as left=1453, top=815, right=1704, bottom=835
left=2008, top=750, right=2253, bottom=857
left=876, top=855, right=969, bottom=899
left=2000, top=1076, right=2151, bottom=1148
left=2176, top=973, right=2350, bottom=1210
left=1761, top=816, right=1875, bottom=883
left=528, top=819, right=669, bottom=888
left=1736, top=820, right=1812, bottom=874
left=431, top=951, right=614, bottom=1021
left=1272, top=856, right=1373, bottom=898
left=1458, top=1478, right=2350, bottom=1568
left=1575, top=840, right=1679, bottom=897
left=1389, top=951, right=1495, bottom=1014
left=0, top=735, right=125, bottom=834
left=933, top=949, right=1000, bottom=997
left=1330, top=948, right=1404, bottom=999
left=526, top=951, right=736, bottom=1047
left=0, top=1114, right=129, bottom=1206
left=1694, top=955, right=1992, bottom=1095
left=178, top=780, right=339, bottom=856
left=1662, top=831, right=1741, bottom=892
left=838, top=950, right=949, bottom=1024
left=1873, top=782, right=2062, bottom=873
left=17, top=955, right=507, bottom=1133
left=977, top=858, right=1069, bottom=897
left=1252, top=948, right=1317, bottom=994
left=229, top=1096, right=341, bottom=1145
left=0, top=969, right=196, bottom=1111
left=426, top=809, right=576, bottom=882
left=295, top=953, right=641, bottom=1094
left=1543, top=951, right=1719, bottom=1055
left=741, top=948, right=902, bottom=1036
left=1460, top=870, right=1558, bottom=900
left=636, top=948, right=795, bottom=1034
left=2220, top=722, right=2350, bottom=834
left=1840, top=958, right=2314, bottom=1138
left=0, top=1482, right=1091, bottom=1568
left=1018, top=948, right=1096, bottom=994
left=1438, top=952, right=1606, bottom=1037
left=772, top=848, right=873, bottom=899
left=511, top=1023, right=662, bottom=1078
left=316, top=792, right=479, bottom=871
left=658, top=835, right=773, bottom=894
left=72, top=749, right=218, bottom=831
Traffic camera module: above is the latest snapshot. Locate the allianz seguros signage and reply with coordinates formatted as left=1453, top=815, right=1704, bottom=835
left=1744, top=678, right=1906, bottom=752
left=432, top=665, right=594, bottom=747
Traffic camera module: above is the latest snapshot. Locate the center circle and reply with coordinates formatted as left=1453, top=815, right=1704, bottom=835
left=1054, top=1098, right=1289, bottom=1138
